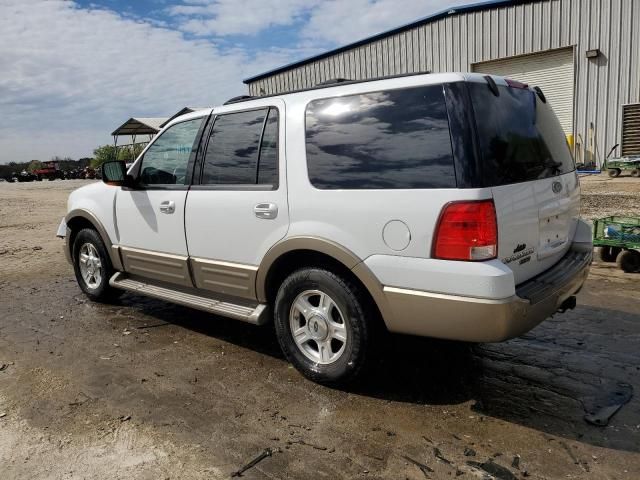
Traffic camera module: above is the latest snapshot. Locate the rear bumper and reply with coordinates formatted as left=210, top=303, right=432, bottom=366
left=382, top=246, right=592, bottom=342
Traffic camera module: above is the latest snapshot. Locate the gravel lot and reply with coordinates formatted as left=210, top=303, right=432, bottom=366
left=1, top=177, right=639, bottom=479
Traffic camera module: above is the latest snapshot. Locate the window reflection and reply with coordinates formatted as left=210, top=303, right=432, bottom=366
left=305, top=86, right=456, bottom=189
left=468, top=84, right=574, bottom=186
left=202, top=110, right=266, bottom=185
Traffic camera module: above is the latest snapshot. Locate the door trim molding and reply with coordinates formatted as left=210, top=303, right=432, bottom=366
left=190, top=257, right=258, bottom=299
left=120, top=246, right=193, bottom=287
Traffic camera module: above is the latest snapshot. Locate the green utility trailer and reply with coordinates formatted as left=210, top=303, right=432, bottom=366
left=606, top=156, right=640, bottom=177
left=593, top=216, right=640, bottom=272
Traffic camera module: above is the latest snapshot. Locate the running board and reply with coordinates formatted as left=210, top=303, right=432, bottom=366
left=109, top=272, right=269, bottom=325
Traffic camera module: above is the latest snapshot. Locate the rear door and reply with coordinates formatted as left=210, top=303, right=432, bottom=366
left=185, top=102, right=288, bottom=300
left=467, top=79, right=579, bottom=284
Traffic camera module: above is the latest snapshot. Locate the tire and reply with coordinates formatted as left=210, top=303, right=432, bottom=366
left=72, top=228, right=121, bottom=301
left=630, top=169, right=640, bottom=178
left=274, top=268, right=375, bottom=385
left=599, top=246, right=621, bottom=262
left=608, top=169, right=621, bottom=178
left=617, top=250, right=640, bottom=273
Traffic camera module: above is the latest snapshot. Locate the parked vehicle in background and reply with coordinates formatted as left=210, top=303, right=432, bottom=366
left=34, top=161, right=66, bottom=181
left=14, top=170, right=37, bottom=182
left=594, top=216, right=640, bottom=272
left=58, top=72, right=593, bottom=384
left=606, top=156, right=640, bottom=178
left=83, top=167, right=96, bottom=179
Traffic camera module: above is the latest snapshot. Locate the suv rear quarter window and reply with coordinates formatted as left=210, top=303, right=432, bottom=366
left=305, top=85, right=456, bottom=189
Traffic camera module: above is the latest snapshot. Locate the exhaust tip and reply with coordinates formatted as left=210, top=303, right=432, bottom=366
left=558, top=296, right=577, bottom=313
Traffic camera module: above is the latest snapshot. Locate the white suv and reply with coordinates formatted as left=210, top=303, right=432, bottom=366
left=59, top=73, right=592, bottom=384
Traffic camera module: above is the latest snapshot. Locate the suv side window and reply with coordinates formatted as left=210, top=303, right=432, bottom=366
left=139, top=118, right=203, bottom=186
left=201, top=107, right=279, bottom=188
left=305, top=85, right=456, bottom=189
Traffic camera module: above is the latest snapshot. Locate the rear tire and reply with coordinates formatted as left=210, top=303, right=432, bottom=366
left=599, top=246, right=621, bottom=262
left=617, top=250, right=640, bottom=273
left=72, top=228, right=121, bottom=301
left=608, top=169, right=621, bottom=178
left=274, top=268, right=374, bottom=385
left=630, top=169, right=640, bottom=178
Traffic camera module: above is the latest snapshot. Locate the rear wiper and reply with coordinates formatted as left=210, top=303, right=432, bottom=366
left=549, top=160, right=562, bottom=174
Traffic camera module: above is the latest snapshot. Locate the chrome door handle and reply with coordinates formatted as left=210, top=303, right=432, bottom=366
left=254, top=203, right=278, bottom=219
left=159, top=200, right=175, bottom=214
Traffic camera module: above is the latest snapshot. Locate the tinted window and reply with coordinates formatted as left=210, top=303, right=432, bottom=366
left=468, top=83, right=575, bottom=186
left=202, top=109, right=266, bottom=185
left=139, top=118, right=203, bottom=185
left=257, top=108, right=279, bottom=186
left=305, top=85, right=455, bottom=189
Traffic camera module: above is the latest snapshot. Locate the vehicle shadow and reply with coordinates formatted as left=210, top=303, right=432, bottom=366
left=119, top=294, right=640, bottom=454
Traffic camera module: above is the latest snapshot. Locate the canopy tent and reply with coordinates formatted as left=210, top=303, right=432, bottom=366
left=110, top=108, right=203, bottom=163
left=110, top=117, right=167, bottom=162
left=111, top=117, right=167, bottom=137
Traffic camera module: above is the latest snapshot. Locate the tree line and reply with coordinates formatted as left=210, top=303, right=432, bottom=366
left=1, top=143, right=145, bottom=179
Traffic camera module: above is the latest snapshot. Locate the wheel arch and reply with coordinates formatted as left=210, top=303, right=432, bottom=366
left=256, top=237, right=395, bottom=329
left=65, top=209, right=123, bottom=270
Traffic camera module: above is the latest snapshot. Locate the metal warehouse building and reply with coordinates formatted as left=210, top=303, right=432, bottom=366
left=244, top=0, right=640, bottom=167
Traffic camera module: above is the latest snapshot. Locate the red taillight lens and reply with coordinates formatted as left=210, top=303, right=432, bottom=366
left=433, top=200, right=498, bottom=261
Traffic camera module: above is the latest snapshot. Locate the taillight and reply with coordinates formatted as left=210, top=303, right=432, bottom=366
left=433, top=200, right=498, bottom=261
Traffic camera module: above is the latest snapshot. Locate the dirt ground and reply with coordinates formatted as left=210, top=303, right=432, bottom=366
left=1, top=176, right=639, bottom=480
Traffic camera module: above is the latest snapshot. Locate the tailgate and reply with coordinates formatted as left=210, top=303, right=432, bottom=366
left=467, top=78, right=579, bottom=284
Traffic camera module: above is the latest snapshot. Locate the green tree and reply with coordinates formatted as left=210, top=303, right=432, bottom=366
left=92, top=145, right=117, bottom=168
left=92, top=144, right=146, bottom=167
left=27, top=160, right=43, bottom=173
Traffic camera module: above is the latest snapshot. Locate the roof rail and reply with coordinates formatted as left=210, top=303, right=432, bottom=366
left=230, top=70, right=433, bottom=106
left=317, top=78, right=352, bottom=86
left=224, top=95, right=255, bottom=105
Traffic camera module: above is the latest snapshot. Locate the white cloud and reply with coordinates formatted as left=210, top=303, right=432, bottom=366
left=170, top=0, right=471, bottom=44
left=303, top=0, right=471, bottom=45
left=0, top=0, right=474, bottom=162
left=168, top=0, right=320, bottom=36
left=0, top=0, right=305, bottom=162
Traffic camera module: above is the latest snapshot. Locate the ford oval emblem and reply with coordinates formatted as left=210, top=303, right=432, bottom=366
left=552, top=181, right=563, bottom=194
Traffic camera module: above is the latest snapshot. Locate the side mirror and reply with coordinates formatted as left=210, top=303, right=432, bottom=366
left=102, top=161, right=134, bottom=187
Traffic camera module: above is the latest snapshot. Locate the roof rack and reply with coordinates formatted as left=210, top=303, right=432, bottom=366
left=232, top=70, right=432, bottom=105
left=224, top=95, right=255, bottom=105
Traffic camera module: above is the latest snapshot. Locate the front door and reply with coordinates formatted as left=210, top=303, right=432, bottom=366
left=185, top=103, right=288, bottom=299
left=116, top=116, right=206, bottom=286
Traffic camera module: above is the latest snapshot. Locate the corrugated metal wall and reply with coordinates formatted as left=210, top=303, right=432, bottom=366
left=246, top=0, right=640, bottom=166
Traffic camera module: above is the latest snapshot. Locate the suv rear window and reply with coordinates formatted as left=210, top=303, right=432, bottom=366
left=305, top=85, right=456, bottom=189
left=468, top=83, right=575, bottom=186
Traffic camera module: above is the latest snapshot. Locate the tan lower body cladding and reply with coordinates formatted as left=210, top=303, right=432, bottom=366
left=118, top=246, right=257, bottom=299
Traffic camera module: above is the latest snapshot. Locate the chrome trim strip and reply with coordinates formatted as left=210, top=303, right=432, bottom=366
left=383, top=286, right=515, bottom=304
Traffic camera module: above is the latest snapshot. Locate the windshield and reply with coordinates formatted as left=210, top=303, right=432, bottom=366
left=468, top=82, right=575, bottom=186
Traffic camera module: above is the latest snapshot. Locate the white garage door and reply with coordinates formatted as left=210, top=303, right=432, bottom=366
left=473, top=48, right=575, bottom=135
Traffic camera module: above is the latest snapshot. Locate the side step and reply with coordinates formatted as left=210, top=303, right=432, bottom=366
left=109, top=272, right=269, bottom=325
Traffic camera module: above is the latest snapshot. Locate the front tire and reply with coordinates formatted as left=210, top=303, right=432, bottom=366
left=274, top=268, right=374, bottom=385
left=608, top=169, right=621, bottom=178
left=72, top=228, right=121, bottom=301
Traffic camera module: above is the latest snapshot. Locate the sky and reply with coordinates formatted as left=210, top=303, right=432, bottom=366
left=0, top=0, right=471, bottom=163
